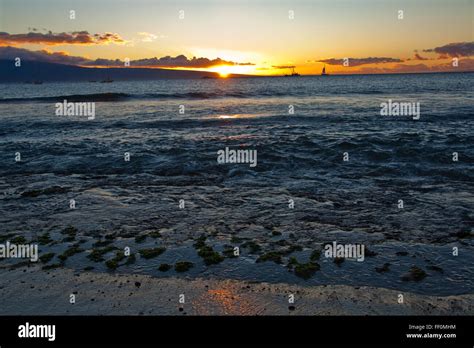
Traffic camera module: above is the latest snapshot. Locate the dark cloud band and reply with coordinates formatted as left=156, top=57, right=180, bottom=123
left=423, top=42, right=474, bottom=58
left=0, top=31, right=125, bottom=45
left=0, top=46, right=254, bottom=68
left=317, top=57, right=403, bottom=66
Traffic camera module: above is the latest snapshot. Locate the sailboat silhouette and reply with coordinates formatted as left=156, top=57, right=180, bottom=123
left=321, top=65, right=329, bottom=76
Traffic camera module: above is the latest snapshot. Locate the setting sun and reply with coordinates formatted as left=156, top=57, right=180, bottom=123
left=207, top=64, right=259, bottom=77
left=213, top=65, right=233, bottom=77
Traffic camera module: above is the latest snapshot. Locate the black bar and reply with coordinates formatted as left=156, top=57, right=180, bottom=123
left=0, top=316, right=472, bottom=346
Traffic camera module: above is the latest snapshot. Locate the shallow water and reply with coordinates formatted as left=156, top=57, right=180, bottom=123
left=0, top=73, right=473, bottom=295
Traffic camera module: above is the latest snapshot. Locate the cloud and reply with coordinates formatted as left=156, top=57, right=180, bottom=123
left=413, top=53, right=429, bottom=61
left=272, top=65, right=295, bottom=69
left=355, top=59, right=474, bottom=74
left=317, top=57, right=403, bottom=66
left=137, top=32, right=159, bottom=42
left=0, top=46, right=254, bottom=68
left=119, top=55, right=254, bottom=68
left=0, top=31, right=126, bottom=46
left=423, top=42, right=474, bottom=58
left=358, top=63, right=430, bottom=74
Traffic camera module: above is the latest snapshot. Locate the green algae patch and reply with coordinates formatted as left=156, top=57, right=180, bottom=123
left=256, top=251, right=283, bottom=264
left=158, top=263, right=172, bottom=272
left=175, top=261, right=194, bottom=272
left=197, top=245, right=224, bottom=265
left=39, top=252, right=55, bottom=263
left=138, top=247, right=166, bottom=259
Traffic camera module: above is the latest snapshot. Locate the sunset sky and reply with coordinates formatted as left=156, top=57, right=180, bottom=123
left=0, top=0, right=473, bottom=75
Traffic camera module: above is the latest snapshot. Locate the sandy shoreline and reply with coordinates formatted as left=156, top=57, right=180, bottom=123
left=0, top=265, right=472, bottom=315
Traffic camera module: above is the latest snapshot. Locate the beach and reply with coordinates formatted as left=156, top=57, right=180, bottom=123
left=1, top=265, right=473, bottom=315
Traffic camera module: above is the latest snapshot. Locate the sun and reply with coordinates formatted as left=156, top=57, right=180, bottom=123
left=208, top=64, right=257, bottom=77
left=213, top=65, right=233, bottom=78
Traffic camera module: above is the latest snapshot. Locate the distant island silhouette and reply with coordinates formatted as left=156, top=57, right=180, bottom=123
left=0, top=60, right=252, bottom=82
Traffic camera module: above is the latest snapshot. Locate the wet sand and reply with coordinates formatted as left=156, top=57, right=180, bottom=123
left=1, top=265, right=472, bottom=315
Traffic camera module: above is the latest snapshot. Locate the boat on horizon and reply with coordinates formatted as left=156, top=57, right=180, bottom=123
left=284, top=67, right=300, bottom=77
left=321, top=65, right=329, bottom=76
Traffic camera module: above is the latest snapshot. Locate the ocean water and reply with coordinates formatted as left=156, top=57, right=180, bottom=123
left=0, top=73, right=473, bottom=296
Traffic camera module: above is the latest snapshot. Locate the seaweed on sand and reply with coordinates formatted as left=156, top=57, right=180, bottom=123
left=39, top=252, right=55, bottom=263
left=241, top=241, right=261, bottom=254
left=310, top=250, right=321, bottom=261
left=105, top=251, right=126, bottom=270
left=401, top=266, right=427, bottom=281
left=256, top=251, right=283, bottom=264
left=197, top=245, right=224, bottom=265
left=61, top=226, right=78, bottom=237
left=149, top=231, right=162, bottom=238
left=294, top=262, right=320, bottom=279
left=223, top=246, right=238, bottom=258
left=175, top=261, right=194, bottom=272
left=193, top=234, right=207, bottom=249
left=158, top=263, right=172, bottom=272
left=138, top=247, right=166, bottom=259
left=58, top=245, right=83, bottom=261
left=88, top=246, right=118, bottom=262
left=37, top=232, right=53, bottom=245
left=135, top=234, right=147, bottom=243
left=287, top=257, right=320, bottom=279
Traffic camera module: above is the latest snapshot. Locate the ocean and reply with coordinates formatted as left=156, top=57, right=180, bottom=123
left=0, top=73, right=473, bottom=296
